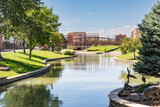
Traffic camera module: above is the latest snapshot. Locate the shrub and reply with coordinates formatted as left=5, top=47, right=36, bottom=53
left=137, top=83, right=153, bottom=92
left=67, top=45, right=74, bottom=49
left=61, top=49, right=75, bottom=55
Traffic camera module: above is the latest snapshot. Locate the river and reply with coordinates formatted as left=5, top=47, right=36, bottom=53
left=0, top=53, right=159, bottom=107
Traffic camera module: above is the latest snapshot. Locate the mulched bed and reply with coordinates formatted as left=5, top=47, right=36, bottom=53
left=118, top=85, right=160, bottom=106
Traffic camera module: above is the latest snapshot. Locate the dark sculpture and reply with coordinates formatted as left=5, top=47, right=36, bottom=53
left=124, top=67, right=137, bottom=90
left=141, top=73, right=146, bottom=84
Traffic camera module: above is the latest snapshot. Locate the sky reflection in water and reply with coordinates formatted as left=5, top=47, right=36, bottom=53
left=0, top=53, right=158, bottom=107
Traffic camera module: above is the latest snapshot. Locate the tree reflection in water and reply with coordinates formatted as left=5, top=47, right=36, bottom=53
left=119, top=71, right=160, bottom=85
left=0, top=85, right=63, bottom=107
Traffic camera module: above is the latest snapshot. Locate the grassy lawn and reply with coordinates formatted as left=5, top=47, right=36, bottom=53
left=0, top=50, right=69, bottom=77
left=117, top=51, right=139, bottom=61
left=85, top=45, right=119, bottom=52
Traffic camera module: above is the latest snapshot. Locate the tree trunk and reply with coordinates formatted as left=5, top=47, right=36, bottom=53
left=23, top=39, right=26, bottom=54
left=13, top=39, right=16, bottom=53
left=29, top=48, right=32, bottom=59
left=134, top=51, right=136, bottom=59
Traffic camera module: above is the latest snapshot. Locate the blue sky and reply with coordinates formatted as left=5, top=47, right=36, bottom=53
left=42, top=0, right=157, bottom=37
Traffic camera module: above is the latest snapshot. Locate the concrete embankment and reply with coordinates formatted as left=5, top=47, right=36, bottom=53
left=0, top=55, right=77, bottom=86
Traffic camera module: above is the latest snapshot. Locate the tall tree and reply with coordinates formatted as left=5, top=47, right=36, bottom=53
left=134, top=1, right=160, bottom=76
left=0, top=19, right=18, bottom=53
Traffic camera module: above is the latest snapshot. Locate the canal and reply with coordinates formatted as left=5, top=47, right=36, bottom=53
left=0, top=53, right=158, bottom=107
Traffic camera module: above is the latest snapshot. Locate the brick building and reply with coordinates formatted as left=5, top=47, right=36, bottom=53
left=66, top=32, right=86, bottom=46
left=131, top=28, right=141, bottom=39
left=115, top=34, right=126, bottom=41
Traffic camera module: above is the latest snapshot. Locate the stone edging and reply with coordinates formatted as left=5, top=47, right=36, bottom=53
left=108, top=88, right=150, bottom=107
left=114, top=56, right=136, bottom=65
left=1, top=54, right=78, bottom=85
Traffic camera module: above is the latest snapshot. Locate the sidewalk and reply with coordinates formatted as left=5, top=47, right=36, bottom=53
left=0, top=49, right=29, bottom=53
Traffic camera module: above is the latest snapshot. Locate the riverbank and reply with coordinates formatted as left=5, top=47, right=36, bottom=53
left=84, top=45, right=119, bottom=52
left=0, top=50, right=70, bottom=77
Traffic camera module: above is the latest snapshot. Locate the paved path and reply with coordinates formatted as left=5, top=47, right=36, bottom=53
left=0, top=49, right=29, bottom=53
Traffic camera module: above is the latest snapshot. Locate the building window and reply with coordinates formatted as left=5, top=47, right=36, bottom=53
left=79, top=35, right=82, bottom=37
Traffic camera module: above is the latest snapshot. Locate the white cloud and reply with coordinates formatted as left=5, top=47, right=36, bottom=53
left=99, top=25, right=137, bottom=38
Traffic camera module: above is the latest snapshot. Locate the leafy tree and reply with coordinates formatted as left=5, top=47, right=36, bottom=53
left=0, top=85, right=63, bottom=107
left=134, top=1, right=160, bottom=76
left=0, top=19, right=18, bottom=53
left=48, top=32, right=62, bottom=51
left=0, top=0, right=42, bottom=57
left=119, top=36, right=141, bottom=59
left=1, top=0, right=61, bottom=59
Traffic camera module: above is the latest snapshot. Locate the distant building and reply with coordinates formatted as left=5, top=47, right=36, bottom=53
left=86, top=33, right=99, bottom=38
left=115, top=34, right=126, bottom=41
left=66, top=32, right=113, bottom=46
left=0, top=34, right=24, bottom=49
left=66, top=32, right=86, bottom=46
left=16, top=40, right=23, bottom=49
left=131, top=28, right=141, bottom=39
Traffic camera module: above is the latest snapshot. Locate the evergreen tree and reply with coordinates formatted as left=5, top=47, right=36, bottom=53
left=134, top=1, right=160, bottom=76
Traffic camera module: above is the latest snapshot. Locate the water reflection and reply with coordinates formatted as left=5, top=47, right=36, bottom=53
left=0, top=53, right=140, bottom=107
left=0, top=85, right=63, bottom=107
left=119, top=71, right=160, bottom=84
left=67, top=54, right=119, bottom=71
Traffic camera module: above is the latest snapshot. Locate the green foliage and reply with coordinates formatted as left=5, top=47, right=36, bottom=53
left=137, top=83, right=153, bottom=92
left=0, top=0, right=61, bottom=59
left=117, top=51, right=139, bottom=61
left=61, top=49, right=75, bottom=55
left=119, top=36, right=141, bottom=59
left=86, top=45, right=118, bottom=52
left=134, top=1, right=160, bottom=75
left=2, top=85, right=63, bottom=107
left=0, top=50, right=69, bottom=77
left=67, top=45, right=74, bottom=49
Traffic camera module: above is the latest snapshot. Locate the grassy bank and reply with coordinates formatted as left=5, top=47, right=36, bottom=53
left=117, top=51, right=139, bottom=61
left=0, top=50, right=69, bottom=77
left=85, top=45, right=119, bottom=52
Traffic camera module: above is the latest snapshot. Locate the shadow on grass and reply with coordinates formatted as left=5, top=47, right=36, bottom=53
left=0, top=58, right=43, bottom=74
left=129, top=58, right=138, bottom=61
left=18, top=52, right=48, bottom=61
left=17, top=56, right=44, bottom=65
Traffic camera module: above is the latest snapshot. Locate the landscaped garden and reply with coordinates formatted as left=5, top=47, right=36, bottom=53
left=117, top=51, right=139, bottom=61
left=85, top=45, right=119, bottom=52
left=0, top=50, right=69, bottom=77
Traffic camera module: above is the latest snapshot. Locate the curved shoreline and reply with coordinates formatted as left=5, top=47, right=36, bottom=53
left=0, top=54, right=77, bottom=86
left=114, top=56, right=136, bottom=65
left=108, top=88, right=149, bottom=107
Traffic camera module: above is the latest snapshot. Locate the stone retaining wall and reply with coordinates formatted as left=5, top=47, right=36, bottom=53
left=1, top=55, right=77, bottom=85
left=114, top=56, right=136, bottom=65
left=108, top=88, right=149, bottom=107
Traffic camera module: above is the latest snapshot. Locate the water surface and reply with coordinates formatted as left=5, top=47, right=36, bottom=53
left=0, top=53, right=158, bottom=107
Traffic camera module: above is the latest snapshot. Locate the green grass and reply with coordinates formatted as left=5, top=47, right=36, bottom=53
left=85, top=45, right=119, bottom=52
left=117, top=51, right=139, bottom=61
left=0, top=50, right=69, bottom=77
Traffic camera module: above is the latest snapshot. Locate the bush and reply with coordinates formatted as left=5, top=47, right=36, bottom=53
left=61, top=49, right=75, bottom=55
left=137, top=83, right=153, bottom=92
left=67, top=45, right=74, bottom=49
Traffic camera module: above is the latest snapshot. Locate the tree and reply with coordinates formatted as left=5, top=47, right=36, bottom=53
left=119, top=37, right=141, bottom=59
left=48, top=32, right=62, bottom=51
left=1, top=0, right=42, bottom=58
left=1, top=0, right=61, bottom=59
left=0, top=19, right=18, bottom=53
left=134, top=1, right=160, bottom=76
